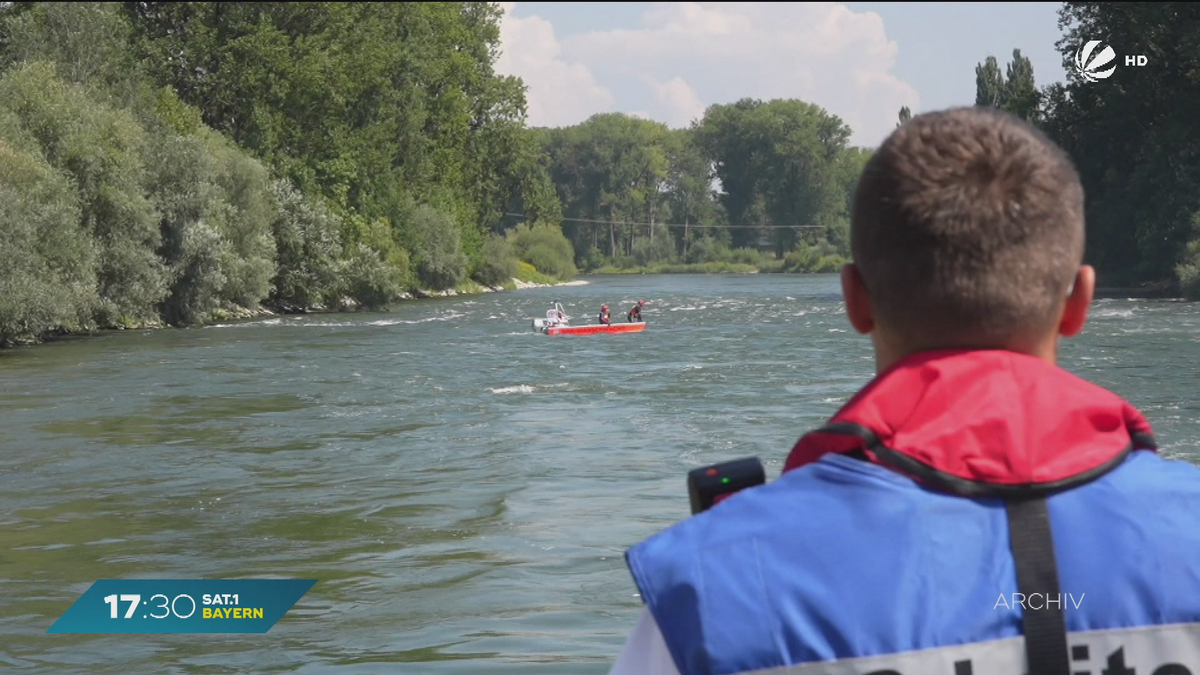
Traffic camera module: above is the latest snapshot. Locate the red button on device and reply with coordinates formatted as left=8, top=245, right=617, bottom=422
left=706, top=468, right=718, bottom=476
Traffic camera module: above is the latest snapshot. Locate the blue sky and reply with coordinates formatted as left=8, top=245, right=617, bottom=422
left=497, top=2, right=1069, bottom=148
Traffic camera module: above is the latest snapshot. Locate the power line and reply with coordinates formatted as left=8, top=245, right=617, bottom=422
left=501, top=213, right=829, bottom=230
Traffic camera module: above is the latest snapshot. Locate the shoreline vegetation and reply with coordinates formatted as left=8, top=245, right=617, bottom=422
left=2, top=3, right=1198, bottom=349
left=2, top=271, right=589, bottom=349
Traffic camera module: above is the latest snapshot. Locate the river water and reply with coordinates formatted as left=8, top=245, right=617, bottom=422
left=2, top=274, right=1198, bottom=674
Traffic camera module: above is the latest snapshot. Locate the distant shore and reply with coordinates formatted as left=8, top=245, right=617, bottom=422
left=588, top=268, right=1185, bottom=300
left=1094, top=280, right=1182, bottom=300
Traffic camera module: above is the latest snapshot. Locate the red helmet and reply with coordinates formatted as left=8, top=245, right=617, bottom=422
left=602, top=305, right=608, bottom=310
left=638, top=300, right=645, bottom=306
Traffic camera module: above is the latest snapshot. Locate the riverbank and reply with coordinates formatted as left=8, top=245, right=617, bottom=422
left=591, top=262, right=762, bottom=275
left=0, top=273, right=588, bottom=350
left=1094, top=279, right=1182, bottom=299
left=589, top=264, right=1188, bottom=300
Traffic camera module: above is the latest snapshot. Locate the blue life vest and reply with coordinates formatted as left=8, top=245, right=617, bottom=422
left=625, top=351, right=1200, bottom=675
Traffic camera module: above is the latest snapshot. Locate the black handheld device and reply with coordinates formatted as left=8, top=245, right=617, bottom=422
left=687, top=457, right=766, bottom=515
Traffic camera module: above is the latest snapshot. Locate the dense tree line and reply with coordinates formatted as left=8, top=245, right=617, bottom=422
left=0, top=2, right=574, bottom=345
left=970, top=3, right=1200, bottom=299
left=529, top=103, right=869, bottom=275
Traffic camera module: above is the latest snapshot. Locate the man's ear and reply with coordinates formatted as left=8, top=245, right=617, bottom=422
left=1059, top=265, right=1095, bottom=338
left=841, top=263, right=875, bottom=335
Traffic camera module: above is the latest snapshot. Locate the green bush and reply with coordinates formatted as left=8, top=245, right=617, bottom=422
left=0, top=2, right=137, bottom=94
left=580, top=245, right=606, bottom=272
left=268, top=180, right=344, bottom=309
left=684, top=237, right=730, bottom=264
left=1177, top=213, right=1200, bottom=301
left=814, top=254, right=847, bottom=273
left=506, top=221, right=577, bottom=280
left=730, top=247, right=767, bottom=265
left=140, top=108, right=276, bottom=324
left=163, top=220, right=230, bottom=325
left=0, top=61, right=166, bottom=327
left=337, top=213, right=411, bottom=306
left=341, top=243, right=406, bottom=310
left=142, top=125, right=214, bottom=325
left=514, top=260, right=559, bottom=286
left=1179, top=246, right=1200, bottom=301
left=408, top=205, right=468, bottom=290
left=0, top=119, right=97, bottom=343
left=472, top=233, right=518, bottom=288
left=782, top=240, right=845, bottom=273
left=609, top=254, right=638, bottom=269
left=633, top=230, right=677, bottom=266
left=199, top=127, right=276, bottom=308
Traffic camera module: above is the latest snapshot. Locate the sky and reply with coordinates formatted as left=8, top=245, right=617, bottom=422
left=495, top=2, right=1069, bottom=148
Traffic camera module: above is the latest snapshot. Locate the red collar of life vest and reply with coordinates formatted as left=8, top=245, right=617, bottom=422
left=784, top=349, right=1157, bottom=489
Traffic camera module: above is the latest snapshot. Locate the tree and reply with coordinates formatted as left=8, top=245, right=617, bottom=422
left=123, top=2, right=542, bottom=267
left=538, top=113, right=671, bottom=261
left=975, top=56, right=1005, bottom=108
left=974, top=50, right=1040, bottom=123
left=1041, top=2, right=1200, bottom=286
left=695, top=98, right=851, bottom=257
left=1003, top=49, right=1041, bottom=123
left=663, top=129, right=721, bottom=257
left=897, top=106, right=911, bottom=127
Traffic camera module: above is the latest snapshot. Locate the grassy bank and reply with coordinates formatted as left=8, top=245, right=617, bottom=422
left=587, top=243, right=847, bottom=276
left=590, top=262, right=762, bottom=275
left=588, top=262, right=1187, bottom=299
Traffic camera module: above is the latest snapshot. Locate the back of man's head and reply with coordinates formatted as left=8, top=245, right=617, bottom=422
left=851, top=106, right=1085, bottom=351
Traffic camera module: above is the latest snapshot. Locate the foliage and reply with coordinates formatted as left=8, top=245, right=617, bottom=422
left=1035, top=2, right=1200, bottom=290
left=506, top=222, right=577, bottom=281
left=780, top=240, right=847, bottom=273
left=268, top=180, right=343, bottom=310
left=1177, top=213, right=1200, bottom=301
left=514, top=260, right=559, bottom=286
left=592, top=261, right=762, bottom=275
left=1, top=1, right=138, bottom=96
left=0, top=1, right=572, bottom=343
left=120, top=2, right=550, bottom=253
left=974, top=49, right=1042, bottom=124
left=0, top=60, right=167, bottom=327
left=473, top=233, right=518, bottom=288
left=537, top=99, right=857, bottom=272
left=0, top=111, right=96, bottom=342
left=340, top=213, right=411, bottom=306
left=538, top=114, right=672, bottom=261
left=408, top=205, right=469, bottom=290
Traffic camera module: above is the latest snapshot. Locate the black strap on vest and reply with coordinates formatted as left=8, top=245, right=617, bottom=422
left=1006, top=498, right=1069, bottom=675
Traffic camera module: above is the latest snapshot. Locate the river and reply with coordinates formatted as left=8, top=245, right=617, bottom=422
left=2, top=273, right=1198, bottom=674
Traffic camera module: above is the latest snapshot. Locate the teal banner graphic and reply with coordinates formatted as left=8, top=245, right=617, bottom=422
left=47, top=579, right=317, bottom=634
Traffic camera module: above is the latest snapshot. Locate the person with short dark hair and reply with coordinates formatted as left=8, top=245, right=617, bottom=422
left=606, top=107, right=1200, bottom=675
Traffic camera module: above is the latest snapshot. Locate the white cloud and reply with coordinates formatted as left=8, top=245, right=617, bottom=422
left=648, top=76, right=706, bottom=129
left=495, top=2, right=920, bottom=148
left=494, top=2, right=614, bottom=128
